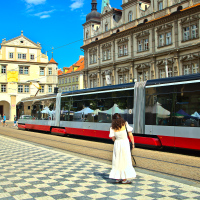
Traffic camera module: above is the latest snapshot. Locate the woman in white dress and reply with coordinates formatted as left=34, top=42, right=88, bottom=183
left=109, top=113, right=136, bottom=184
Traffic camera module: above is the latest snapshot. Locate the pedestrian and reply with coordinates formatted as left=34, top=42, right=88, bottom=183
left=13, top=115, right=17, bottom=127
left=109, top=113, right=136, bottom=184
left=0, top=114, right=2, bottom=125
left=3, top=114, right=7, bottom=127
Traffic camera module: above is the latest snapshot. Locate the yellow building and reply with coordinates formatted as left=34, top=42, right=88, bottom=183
left=0, top=31, right=58, bottom=120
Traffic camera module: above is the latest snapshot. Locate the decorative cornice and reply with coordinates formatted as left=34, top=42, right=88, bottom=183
left=136, top=30, right=150, bottom=38
left=117, top=37, right=129, bottom=44
left=89, top=47, right=97, bottom=53
left=102, top=42, right=112, bottom=49
left=156, top=23, right=173, bottom=32
left=180, top=14, right=199, bottom=25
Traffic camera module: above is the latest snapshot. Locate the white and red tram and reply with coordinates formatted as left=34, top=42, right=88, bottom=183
left=17, top=74, right=200, bottom=150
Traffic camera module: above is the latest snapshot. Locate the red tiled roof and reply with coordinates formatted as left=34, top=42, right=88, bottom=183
left=58, top=69, right=63, bottom=75
left=64, top=57, right=84, bottom=74
left=49, top=57, right=58, bottom=64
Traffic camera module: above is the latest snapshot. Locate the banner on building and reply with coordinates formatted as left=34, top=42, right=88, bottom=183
left=7, top=71, right=18, bottom=82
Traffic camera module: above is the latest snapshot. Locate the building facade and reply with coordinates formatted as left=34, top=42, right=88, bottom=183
left=0, top=31, right=58, bottom=120
left=81, top=0, right=200, bottom=89
left=58, top=56, right=84, bottom=92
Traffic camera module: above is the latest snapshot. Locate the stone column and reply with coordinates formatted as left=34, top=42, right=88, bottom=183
left=10, top=95, right=16, bottom=121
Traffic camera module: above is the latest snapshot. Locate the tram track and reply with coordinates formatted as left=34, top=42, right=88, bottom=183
left=0, top=126, right=200, bottom=183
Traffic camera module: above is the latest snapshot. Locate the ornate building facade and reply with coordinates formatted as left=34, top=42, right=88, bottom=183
left=0, top=32, right=58, bottom=120
left=58, top=56, right=84, bottom=92
left=81, top=0, right=200, bottom=88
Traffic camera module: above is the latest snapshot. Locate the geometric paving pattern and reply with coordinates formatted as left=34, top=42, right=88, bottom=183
left=0, top=135, right=200, bottom=200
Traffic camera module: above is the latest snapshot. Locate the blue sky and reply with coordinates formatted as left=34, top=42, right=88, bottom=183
left=0, top=0, right=121, bottom=70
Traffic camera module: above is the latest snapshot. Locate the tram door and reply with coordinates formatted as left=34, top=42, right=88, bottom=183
left=0, top=105, right=3, bottom=116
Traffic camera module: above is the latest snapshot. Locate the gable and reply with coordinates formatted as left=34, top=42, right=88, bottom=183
left=2, top=35, right=41, bottom=49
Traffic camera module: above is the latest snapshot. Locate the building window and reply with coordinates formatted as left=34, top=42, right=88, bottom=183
left=183, top=65, right=190, bottom=75
left=65, top=87, right=67, bottom=91
left=89, top=51, right=97, bottom=64
left=168, top=67, right=173, bottom=77
left=40, top=67, right=45, bottom=76
left=62, top=87, right=64, bottom=92
left=39, top=85, right=44, bottom=93
left=183, top=27, right=190, bottom=41
left=183, top=63, right=199, bottom=75
left=1, top=85, right=6, bottom=93
left=19, top=66, right=29, bottom=75
left=102, top=49, right=111, bottom=61
left=86, top=32, right=89, bottom=39
left=18, top=85, right=23, bottom=93
left=72, top=86, right=75, bottom=91
left=1, top=66, right=6, bottom=74
left=118, top=44, right=128, bottom=57
left=76, top=85, right=78, bottom=90
left=18, top=53, right=26, bottom=59
left=69, top=78, right=71, bottom=83
left=192, top=63, right=199, bottom=74
left=65, top=78, right=67, bottom=83
left=62, top=78, right=64, bottom=84
left=69, top=87, right=71, bottom=91
left=159, top=34, right=164, bottom=47
left=118, top=75, right=123, bottom=84
left=48, top=85, right=52, bottom=93
left=158, top=1, right=163, bottom=11
left=166, top=32, right=172, bottom=45
left=76, top=76, right=78, bottom=82
left=48, top=68, right=52, bottom=75
left=24, top=85, right=29, bottom=93
left=72, top=77, right=75, bottom=82
left=30, top=54, right=34, bottom=60
left=138, top=39, right=149, bottom=52
left=191, top=25, right=198, bottom=39
left=182, top=24, right=198, bottom=41
left=128, top=11, right=133, bottom=22
left=9, top=53, right=13, bottom=59
left=105, top=24, right=108, bottom=32
left=159, top=69, right=165, bottom=78
left=144, top=39, right=149, bottom=51
left=59, top=79, right=61, bottom=85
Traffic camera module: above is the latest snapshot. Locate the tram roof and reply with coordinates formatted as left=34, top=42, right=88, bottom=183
left=20, top=73, right=200, bottom=102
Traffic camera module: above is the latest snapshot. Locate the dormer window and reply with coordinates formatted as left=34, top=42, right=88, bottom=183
left=86, top=32, right=89, bottom=39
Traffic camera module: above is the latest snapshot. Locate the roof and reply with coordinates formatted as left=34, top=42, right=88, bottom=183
left=64, top=57, right=84, bottom=74
left=58, top=69, right=63, bottom=75
left=49, top=57, right=58, bottom=64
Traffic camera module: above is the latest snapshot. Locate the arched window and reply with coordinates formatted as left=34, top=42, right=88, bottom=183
left=128, top=11, right=133, bottom=22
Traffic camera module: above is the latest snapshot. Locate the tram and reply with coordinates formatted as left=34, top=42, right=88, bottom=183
left=17, top=73, right=200, bottom=150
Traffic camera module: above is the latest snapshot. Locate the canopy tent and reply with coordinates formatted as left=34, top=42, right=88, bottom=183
left=75, top=107, right=94, bottom=115
left=191, top=111, right=200, bottom=119
left=146, top=102, right=170, bottom=118
left=100, top=104, right=128, bottom=115
left=41, top=107, right=55, bottom=114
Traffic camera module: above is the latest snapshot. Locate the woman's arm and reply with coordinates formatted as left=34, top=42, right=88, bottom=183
left=128, top=132, right=135, bottom=149
left=111, top=136, right=116, bottom=142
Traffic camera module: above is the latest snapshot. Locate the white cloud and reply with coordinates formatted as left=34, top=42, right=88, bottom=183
left=70, top=0, right=84, bottom=11
left=34, top=9, right=55, bottom=19
left=40, top=14, right=50, bottom=18
left=24, top=0, right=46, bottom=5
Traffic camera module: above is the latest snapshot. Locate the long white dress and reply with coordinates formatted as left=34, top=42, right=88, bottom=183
left=109, top=122, right=136, bottom=180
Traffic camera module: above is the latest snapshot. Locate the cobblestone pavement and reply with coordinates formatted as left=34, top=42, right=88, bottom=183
left=0, top=134, right=200, bottom=200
